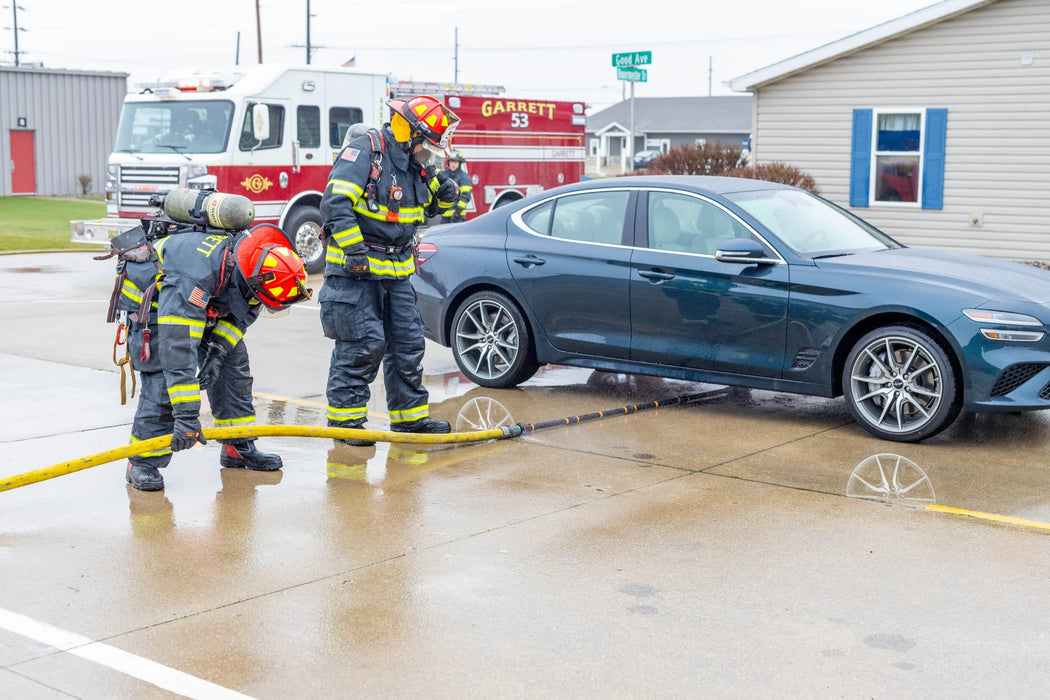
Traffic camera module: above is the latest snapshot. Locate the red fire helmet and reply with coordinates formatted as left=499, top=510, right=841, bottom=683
left=234, top=224, right=311, bottom=309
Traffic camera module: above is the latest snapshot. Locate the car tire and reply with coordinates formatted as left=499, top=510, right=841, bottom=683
left=285, top=205, right=326, bottom=274
left=842, top=324, right=961, bottom=442
left=451, top=291, right=539, bottom=388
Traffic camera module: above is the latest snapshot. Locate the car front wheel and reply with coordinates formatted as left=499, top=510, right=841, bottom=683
left=842, top=325, right=960, bottom=442
left=451, top=291, right=539, bottom=388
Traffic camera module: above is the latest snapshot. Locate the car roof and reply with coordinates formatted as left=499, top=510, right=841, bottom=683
left=565, top=175, right=793, bottom=197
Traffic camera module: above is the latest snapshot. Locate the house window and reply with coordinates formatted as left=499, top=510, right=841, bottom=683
left=873, top=111, right=922, bottom=204
left=694, top=138, right=707, bottom=148
left=850, top=108, right=947, bottom=210
left=589, top=138, right=599, bottom=157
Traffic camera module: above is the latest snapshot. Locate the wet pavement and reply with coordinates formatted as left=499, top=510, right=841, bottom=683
left=2, top=252, right=1050, bottom=698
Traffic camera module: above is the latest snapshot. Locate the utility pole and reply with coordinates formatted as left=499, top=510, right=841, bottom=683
left=235, top=30, right=240, bottom=65
left=305, top=0, right=311, bottom=64
left=4, top=2, right=27, bottom=66
left=453, top=27, right=459, bottom=83
left=708, top=56, right=712, bottom=97
left=255, top=0, right=263, bottom=63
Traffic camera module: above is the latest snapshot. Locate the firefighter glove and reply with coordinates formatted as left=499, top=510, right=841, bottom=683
left=171, top=415, right=207, bottom=452
left=435, top=177, right=459, bottom=204
left=197, top=342, right=230, bottom=391
left=342, top=251, right=370, bottom=278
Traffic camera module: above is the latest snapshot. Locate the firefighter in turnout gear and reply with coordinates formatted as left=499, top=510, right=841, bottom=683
left=320, top=95, right=461, bottom=445
left=439, top=151, right=472, bottom=224
left=121, top=222, right=310, bottom=491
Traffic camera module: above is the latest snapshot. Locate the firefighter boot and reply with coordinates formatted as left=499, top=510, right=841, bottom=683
left=220, top=441, right=283, bottom=471
left=126, top=462, right=164, bottom=491
left=338, top=421, right=376, bottom=447
left=391, top=417, right=451, bottom=434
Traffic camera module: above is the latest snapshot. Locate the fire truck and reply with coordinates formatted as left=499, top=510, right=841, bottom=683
left=71, top=65, right=587, bottom=273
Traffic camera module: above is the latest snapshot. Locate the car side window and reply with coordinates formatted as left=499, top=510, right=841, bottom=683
left=522, top=202, right=553, bottom=235
left=648, top=191, right=750, bottom=256
left=549, top=191, right=629, bottom=244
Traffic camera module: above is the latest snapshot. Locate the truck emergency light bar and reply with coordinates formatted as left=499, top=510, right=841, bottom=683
left=136, top=75, right=237, bottom=94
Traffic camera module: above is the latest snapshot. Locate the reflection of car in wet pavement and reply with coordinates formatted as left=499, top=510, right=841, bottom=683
left=413, top=175, right=1050, bottom=443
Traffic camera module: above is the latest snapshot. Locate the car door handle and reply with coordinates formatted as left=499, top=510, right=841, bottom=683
left=513, top=255, right=546, bottom=268
left=638, top=270, right=675, bottom=282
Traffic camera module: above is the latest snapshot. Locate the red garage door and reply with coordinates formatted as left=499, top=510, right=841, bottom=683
left=10, top=130, right=36, bottom=195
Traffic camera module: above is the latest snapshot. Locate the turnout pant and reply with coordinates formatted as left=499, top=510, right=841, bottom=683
left=320, top=275, right=431, bottom=429
left=128, top=341, right=256, bottom=468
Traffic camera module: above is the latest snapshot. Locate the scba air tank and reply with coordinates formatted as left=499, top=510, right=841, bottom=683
left=161, top=189, right=256, bottom=231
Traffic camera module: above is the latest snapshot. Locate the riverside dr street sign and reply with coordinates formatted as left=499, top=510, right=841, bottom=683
left=611, top=51, right=652, bottom=68
left=617, top=67, right=647, bottom=82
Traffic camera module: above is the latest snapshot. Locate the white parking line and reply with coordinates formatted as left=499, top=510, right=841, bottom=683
left=0, top=607, right=256, bottom=700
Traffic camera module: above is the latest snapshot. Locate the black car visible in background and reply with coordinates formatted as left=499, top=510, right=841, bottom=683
left=632, top=149, right=662, bottom=169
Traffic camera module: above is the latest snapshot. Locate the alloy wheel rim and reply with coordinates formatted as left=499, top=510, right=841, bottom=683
left=455, top=300, right=519, bottom=380
left=849, top=335, right=943, bottom=434
left=295, top=222, right=324, bottom=264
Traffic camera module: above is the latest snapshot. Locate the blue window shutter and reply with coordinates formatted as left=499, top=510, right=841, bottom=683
left=922, top=108, right=947, bottom=210
left=850, top=109, right=873, bottom=207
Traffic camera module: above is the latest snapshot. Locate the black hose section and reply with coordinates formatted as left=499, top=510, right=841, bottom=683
left=514, top=389, right=723, bottom=436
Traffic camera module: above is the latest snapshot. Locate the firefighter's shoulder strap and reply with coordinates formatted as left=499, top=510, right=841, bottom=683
left=362, top=128, right=385, bottom=214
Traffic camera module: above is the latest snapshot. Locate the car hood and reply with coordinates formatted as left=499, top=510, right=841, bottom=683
left=814, top=247, right=1050, bottom=304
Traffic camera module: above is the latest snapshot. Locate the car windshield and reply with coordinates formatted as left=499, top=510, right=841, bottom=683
left=725, top=188, right=900, bottom=257
left=114, top=100, right=235, bottom=155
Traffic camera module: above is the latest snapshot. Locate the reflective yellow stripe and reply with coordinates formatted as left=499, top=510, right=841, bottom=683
left=367, top=256, right=415, bottom=278
left=167, top=382, right=200, bottom=405
left=354, top=206, right=426, bottom=224
left=121, top=279, right=143, bottom=303
left=130, top=434, right=172, bottom=458
left=214, top=416, right=256, bottom=427
left=159, top=316, right=205, bottom=339
left=460, top=185, right=472, bottom=192
left=332, top=226, right=363, bottom=247
left=389, top=405, right=429, bottom=424
left=212, top=320, right=243, bottom=347
left=327, top=405, right=368, bottom=421
left=329, top=179, right=364, bottom=204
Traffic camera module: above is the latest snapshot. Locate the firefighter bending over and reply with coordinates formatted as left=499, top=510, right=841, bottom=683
left=438, top=151, right=472, bottom=224
left=122, top=224, right=310, bottom=491
left=319, top=95, right=460, bottom=445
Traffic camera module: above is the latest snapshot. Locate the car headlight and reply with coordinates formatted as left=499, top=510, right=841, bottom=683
left=964, top=308, right=1044, bottom=342
left=962, top=309, right=1042, bottom=326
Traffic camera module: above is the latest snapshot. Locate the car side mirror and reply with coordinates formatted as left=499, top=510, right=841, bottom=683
left=715, top=238, right=778, bottom=265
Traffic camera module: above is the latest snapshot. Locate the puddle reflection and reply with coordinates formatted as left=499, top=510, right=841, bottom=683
left=846, top=453, right=935, bottom=507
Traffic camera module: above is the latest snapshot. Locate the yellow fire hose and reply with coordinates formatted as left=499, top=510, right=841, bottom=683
left=0, top=391, right=721, bottom=494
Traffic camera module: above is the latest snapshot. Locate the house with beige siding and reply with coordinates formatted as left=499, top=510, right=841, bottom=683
left=727, top=0, right=1049, bottom=262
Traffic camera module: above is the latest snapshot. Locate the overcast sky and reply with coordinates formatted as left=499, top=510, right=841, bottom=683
left=6, top=0, right=939, bottom=111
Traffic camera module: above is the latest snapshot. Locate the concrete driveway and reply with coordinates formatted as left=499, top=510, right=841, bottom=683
left=2, top=253, right=1048, bottom=698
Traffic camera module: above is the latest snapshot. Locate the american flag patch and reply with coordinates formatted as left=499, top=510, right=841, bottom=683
left=341, top=148, right=360, bottom=162
left=188, top=286, right=209, bottom=309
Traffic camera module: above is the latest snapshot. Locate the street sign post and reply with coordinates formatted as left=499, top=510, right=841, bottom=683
left=611, top=51, right=652, bottom=68
left=616, top=67, right=647, bottom=83
left=611, top=50, right=653, bottom=173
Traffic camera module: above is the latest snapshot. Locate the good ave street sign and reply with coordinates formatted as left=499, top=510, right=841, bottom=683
left=611, top=51, right=652, bottom=68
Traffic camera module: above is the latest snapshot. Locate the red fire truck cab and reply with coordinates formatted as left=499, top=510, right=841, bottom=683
left=71, top=67, right=586, bottom=274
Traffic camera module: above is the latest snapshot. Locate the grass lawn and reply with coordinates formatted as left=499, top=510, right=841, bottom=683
left=0, top=196, right=108, bottom=253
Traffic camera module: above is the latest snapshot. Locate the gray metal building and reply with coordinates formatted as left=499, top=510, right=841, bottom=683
left=1, top=66, right=127, bottom=197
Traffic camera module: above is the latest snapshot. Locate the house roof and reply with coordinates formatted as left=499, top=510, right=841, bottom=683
left=727, top=0, right=998, bottom=92
left=586, top=96, right=752, bottom=135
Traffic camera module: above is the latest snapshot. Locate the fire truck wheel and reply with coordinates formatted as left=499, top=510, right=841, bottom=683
left=286, top=205, right=326, bottom=274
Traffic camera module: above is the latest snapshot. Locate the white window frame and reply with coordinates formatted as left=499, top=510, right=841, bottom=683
left=869, top=107, right=925, bottom=209
left=588, top=138, right=599, bottom=157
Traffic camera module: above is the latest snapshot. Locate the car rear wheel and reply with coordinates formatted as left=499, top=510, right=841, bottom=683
left=842, top=325, right=960, bottom=442
left=452, top=291, right=539, bottom=388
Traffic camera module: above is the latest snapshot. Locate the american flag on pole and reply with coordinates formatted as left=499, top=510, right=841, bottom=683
left=188, top=286, right=209, bottom=309
left=342, top=56, right=356, bottom=67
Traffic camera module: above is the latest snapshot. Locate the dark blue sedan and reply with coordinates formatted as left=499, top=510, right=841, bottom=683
left=412, top=176, right=1050, bottom=442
